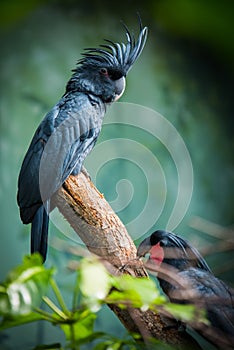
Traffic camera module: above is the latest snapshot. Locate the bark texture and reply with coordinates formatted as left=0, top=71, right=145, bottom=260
left=54, top=172, right=201, bottom=349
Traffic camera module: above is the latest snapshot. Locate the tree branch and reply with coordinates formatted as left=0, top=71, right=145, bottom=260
left=53, top=172, right=201, bottom=349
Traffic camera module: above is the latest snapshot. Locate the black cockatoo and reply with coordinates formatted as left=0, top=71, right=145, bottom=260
left=137, top=230, right=234, bottom=349
left=17, top=22, right=148, bottom=262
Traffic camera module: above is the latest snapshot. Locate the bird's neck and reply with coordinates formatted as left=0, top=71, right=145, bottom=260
left=65, top=75, right=95, bottom=95
left=65, top=73, right=115, bottom=103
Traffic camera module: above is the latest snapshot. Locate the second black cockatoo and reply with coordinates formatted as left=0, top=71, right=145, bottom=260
left=137, top=230, right=234, bottom=349
left=17, top=21, right=148, bottom=262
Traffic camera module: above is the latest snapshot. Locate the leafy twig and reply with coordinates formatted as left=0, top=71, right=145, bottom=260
left=42, top=296, right=68, bottom=321
left=50, top=278, right=70, bottom=315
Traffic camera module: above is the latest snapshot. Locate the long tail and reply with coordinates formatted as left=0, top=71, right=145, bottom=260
left=31, top=202, right=49, bottom=262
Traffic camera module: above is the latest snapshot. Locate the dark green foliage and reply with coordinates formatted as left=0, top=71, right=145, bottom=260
left=0, top=255, right=206, bottom=349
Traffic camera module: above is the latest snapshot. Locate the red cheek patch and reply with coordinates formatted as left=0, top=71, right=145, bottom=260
left=150, top=242, right=164, bottom=265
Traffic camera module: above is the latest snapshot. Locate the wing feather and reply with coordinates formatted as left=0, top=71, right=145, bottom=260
left=17, top=92, right=104, bottom=223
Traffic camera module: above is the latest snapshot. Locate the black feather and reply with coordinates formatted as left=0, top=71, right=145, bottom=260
left=75, top=23, right=148, bottom=75
left=18, top=20, right=148, bottom=262
left=31, top=204, right=49, bottom=262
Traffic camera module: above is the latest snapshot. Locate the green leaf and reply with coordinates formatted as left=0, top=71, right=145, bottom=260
left=71, top=331, right=106, bottom=346
left=73, top=310, right=96, bottom=341
left=93, top=335, right=143, bottom=350
left=60, top=309, right=97, bottom=343
left=164, top=303, right=209, bottom=324
left=0, top=254, right=54, bottom=316
left=108, top=276, right=165, bottom=310
left=93, top=342, right=110, bottom=350
left=0, top=311, right=44, bottom=330
left=80, top=258, right=111, bottom=306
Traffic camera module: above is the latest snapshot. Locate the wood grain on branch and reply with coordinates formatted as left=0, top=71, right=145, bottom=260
left=54, top=172, right=201, bottom=349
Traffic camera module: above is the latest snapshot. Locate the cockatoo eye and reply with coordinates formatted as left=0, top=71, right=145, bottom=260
left=100, top=67, right=108, bottom=76
left=159, top=240, right=166, bottom=247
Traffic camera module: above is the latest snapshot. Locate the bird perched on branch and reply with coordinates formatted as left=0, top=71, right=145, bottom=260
left=17, top=21, right=148, bottom=262
left=137, top=230, right=234, bottom=349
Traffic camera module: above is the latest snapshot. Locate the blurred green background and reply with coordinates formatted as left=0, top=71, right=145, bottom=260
left=0, top=0, right=233, bottom=348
